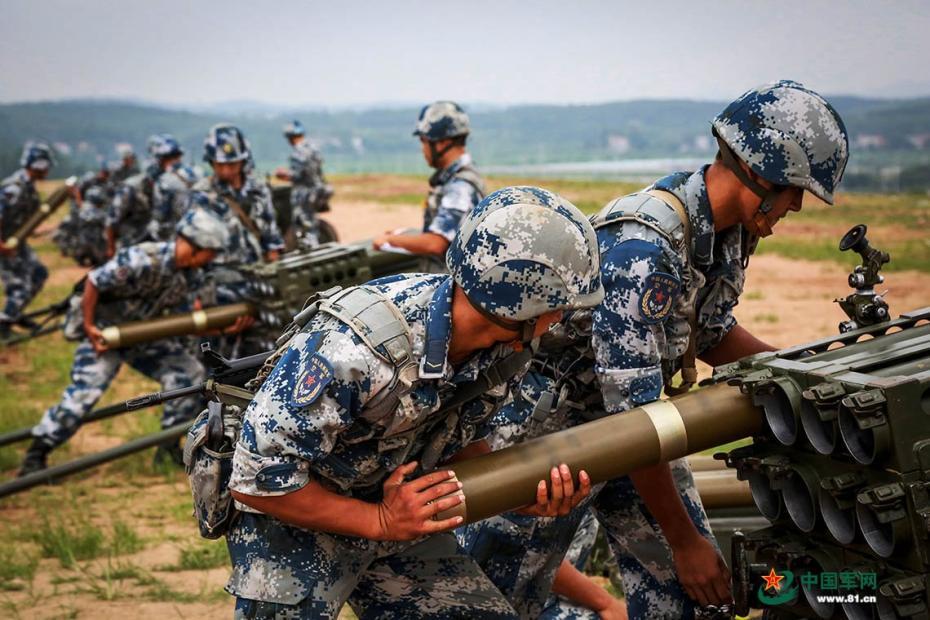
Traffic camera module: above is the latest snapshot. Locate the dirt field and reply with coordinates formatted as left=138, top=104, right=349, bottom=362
left=1, top=175, right=928, bottom=618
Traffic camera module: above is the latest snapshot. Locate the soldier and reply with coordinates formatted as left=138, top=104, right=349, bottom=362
left=69, top=186, right=109, bottom=267
left=105, top=135, right=166, bottom=257
left=56, top=162, right=117, bottom=263
left=373, top=101, right=486, bottom=272
left=225, top=186, right=604, bottom=619
left=18, top=207, right=231, bottom=475
left=0, top=142, right=53, bottom=336
left=461, top=80, right=851, bottom=620
left=148, top=134, right=203, bottom=241
left=274, top=120, right=333, bottom=248
left=191, top=124, right=283, bottom=267
left=189, top=124, right=281, bottom=358
left=111, top=144, right=140, bottom=184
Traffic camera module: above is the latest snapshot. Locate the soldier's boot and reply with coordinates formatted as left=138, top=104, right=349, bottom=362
left=18, top=438, right=53, bottom=477
left=153, top=439, right=185, bottom=468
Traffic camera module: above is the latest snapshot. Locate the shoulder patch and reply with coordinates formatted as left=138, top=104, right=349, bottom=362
left=639, top=271, right=680, bottom=324
left=290, top=352, right=334, bottom=407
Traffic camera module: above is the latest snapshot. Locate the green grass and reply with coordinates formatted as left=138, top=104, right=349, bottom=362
left=156, top=539, right=229, bottom=572
left=25, top=516, right=144, bottom=568
left=0, top=545, right=38, bottom=590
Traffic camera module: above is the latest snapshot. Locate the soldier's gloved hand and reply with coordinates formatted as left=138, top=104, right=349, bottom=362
left=375, top=461, right=465, bottom=541
left=671, top=534, right=732, bottom=609
left=85, top=324, right=110, bottom=355
left=516, top=464, right=592, bottom=517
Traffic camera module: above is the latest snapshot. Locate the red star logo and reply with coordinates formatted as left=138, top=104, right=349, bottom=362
left=654, top=290, right=666, bottom=303
left=304, top=374, right=316, bottom=387
left=762, top=568, right=785, bottom=592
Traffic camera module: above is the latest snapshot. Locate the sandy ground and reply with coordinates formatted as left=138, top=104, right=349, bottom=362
left=3, top=188, right=928, bottom=619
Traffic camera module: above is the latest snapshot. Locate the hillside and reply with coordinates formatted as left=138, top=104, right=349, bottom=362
left=1, top=97, right=929, bottom=190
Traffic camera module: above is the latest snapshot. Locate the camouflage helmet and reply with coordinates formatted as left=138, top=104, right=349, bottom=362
left=447, top=186, right=604, bottom=325
left=82, top=186, right=108, bottom=207
left=712, top=80, right=849, bottom=204
left=282, top=120, right=305, bottom=138
left=148, top=134, right=184, bottom=160
left=413, top=101, right=470, bottom=142
left=20, top=141, right=55, bottom=171
left=176, top=206, right=228, bottom=251
left=203, top=124, right=251, bottom=164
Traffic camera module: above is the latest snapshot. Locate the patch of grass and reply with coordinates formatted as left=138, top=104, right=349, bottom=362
left=31, top=515, right=105, bottom=568
left=0, top=545, right=38, bottom=591
left=140, top=577, right=202, bottom=603
left=744, top=291, right=764, bottom=301
left=110, top=520, right=144, bottom=556
left=27, top=516, right=144, bottom=568
left=158, top=539, right=229, bottom=571
left=754, top=313, right=780, bottom=324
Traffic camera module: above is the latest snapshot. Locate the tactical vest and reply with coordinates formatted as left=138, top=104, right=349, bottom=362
left=591, top=189, right=701, bottom=394
left=421, top=164, right=486, bottom=273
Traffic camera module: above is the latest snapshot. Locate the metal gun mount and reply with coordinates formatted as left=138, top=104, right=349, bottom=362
left=835, top=224, right=891, bottom=333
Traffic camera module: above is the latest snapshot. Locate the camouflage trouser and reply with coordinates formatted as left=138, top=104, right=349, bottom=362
left=290, top=186, right=319, bottom=249
left=594, top=458, right=718, bottom=620
left=459, top=492, right=603, bottom=619
left=0, top=245, right=48, bottom=319
left=539, top=510, right=601, bottom=620
left=228, top=512, right=518, bottom=619
left=32, top=337, right=205, bottom=448
left=465, top=460, right=716, bottom=620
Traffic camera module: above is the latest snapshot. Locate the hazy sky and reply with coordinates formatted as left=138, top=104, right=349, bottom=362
left=2, top=0, right=929, bottom=107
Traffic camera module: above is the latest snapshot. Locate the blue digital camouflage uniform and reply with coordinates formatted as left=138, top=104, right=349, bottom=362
left=54, top=171, right=112, bottom=262
left=464, top=167, right=746, bottom=619
left=106, top=168, right=159, bottom=250
left=190, top=175, right=284, bottom=267
left=70, top=188, right=109, bottom=266
left=110, top=158, right=140, bottom=185
left=287, top=139, right=331, bottom=248
left=421, top=153, right=485, bottom=272
left=31, top=241, right=205, bottom=448
left=227, top=274, right=527, bottom=619
left=149, top=162, right=202, bottom=241
left=0, top=169, right=49, bottom=321
left=188, top=174, right=283, bottom=358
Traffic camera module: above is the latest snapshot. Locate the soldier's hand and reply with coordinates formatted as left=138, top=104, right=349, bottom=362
left=597, top=599, right=628, bottom=620
left=85, top=325, right=109, bottom=355
left=0, top=243, right=14, bottom=257
left=375, top=461, right=465, bottom=541
left=516, top=464, right=591, bottom=517
left=372, top=235, right=388, bottom=250
left=274, top=167, right=289, bottom=180
left=671, top=534, right=732, bottom=609
left=223, top=315, right=255, bottom=334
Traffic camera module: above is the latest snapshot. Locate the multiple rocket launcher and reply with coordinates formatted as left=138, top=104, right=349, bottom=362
left=5, top=194, right=929, bottom=619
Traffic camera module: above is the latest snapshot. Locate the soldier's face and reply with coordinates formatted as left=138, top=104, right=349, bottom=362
left=419, top=138, right=432, bottom=164
left=742, top=177, right=804, bottom=237
left=213, top=161, right=244, bottom=183
left=175, top=237, right=217, bottom=268
left=27, top=167, right=49, bottom=181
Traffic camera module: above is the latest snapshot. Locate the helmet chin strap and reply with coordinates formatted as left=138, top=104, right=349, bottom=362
left=716, top=136, right=785, bottom=264
left=428, top=139, right=455, bottom=169
left=471, top=301, right=539, bottom=344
